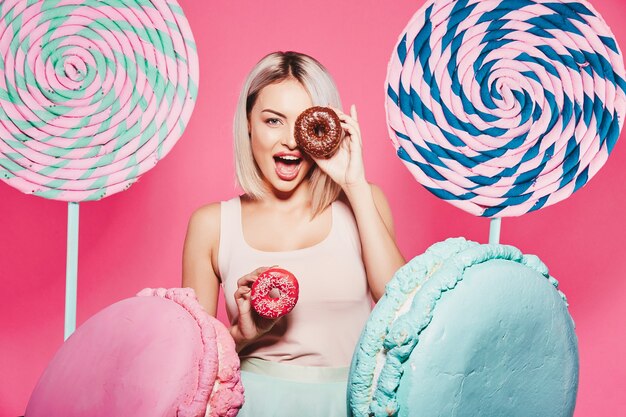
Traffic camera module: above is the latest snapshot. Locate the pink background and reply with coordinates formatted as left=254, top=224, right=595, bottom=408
left=1, top=0, right=625, bottom=415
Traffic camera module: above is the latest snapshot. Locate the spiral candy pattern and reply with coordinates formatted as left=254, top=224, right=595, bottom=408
left=0, top=0, right=198, bottom=201
left=386, top=0, right=626, bottom=217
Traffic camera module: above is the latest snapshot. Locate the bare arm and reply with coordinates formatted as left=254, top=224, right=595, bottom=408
left=182, top=203, right=221, bottom=316
left=182, top=203, right=279, bottom=351
left=314, top=105, right=406, bottom=301
left=344, top=183, right=405, bottom=301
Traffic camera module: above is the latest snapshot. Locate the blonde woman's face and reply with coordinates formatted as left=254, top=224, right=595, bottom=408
left=248, top=78, right=314, bottom=194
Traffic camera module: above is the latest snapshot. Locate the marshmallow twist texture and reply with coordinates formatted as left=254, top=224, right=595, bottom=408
left=0, top=0, right=198, bottom=201
left=386, top=0, right=626, bottom=217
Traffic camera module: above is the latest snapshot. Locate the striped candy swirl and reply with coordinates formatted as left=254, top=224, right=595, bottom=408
left=0, top=0, right=198, bottom=201
left=386, top=0, right=626, bottom=217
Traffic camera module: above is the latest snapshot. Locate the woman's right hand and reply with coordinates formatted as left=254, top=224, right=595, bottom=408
left=230, top=266, right=279, bottom=349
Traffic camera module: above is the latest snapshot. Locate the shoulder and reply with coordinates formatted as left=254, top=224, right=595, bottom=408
left=188, top=202, right=221, bottom=230
left=369, top=182, right=394, bottom=215
left=369, top=183, right=388, bottom=204
left=183, top=202, right=224, bottom=274
left=370, top=183, right=396, bottom=236
left=185, top=202, right=223, bottom=249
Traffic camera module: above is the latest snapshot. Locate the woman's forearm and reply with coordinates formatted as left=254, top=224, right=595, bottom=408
left=344, top=181, right=406, bottom=301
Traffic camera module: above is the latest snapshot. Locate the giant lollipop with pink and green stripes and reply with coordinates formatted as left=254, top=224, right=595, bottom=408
left=0, top=0, right=198, bottom=201
left=0, top=0, right=199, bottom=338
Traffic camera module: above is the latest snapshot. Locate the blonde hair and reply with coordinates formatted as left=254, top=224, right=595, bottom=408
left=233, top=51, right=343, bottom=217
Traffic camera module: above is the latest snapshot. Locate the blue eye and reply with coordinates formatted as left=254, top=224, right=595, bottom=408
left=266, top=118, right=282, bottom=126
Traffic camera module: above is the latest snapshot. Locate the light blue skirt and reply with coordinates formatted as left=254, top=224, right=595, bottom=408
left=236, top=358, right=349, bottom=417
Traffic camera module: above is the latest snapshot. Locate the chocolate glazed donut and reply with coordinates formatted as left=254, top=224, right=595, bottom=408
left=294, top=106, right=343, bottom=158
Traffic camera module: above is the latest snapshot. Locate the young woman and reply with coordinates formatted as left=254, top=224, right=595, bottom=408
left=182, top=51, right=405, bottom=416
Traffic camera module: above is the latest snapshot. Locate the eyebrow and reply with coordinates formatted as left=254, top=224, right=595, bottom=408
left=261, top=109, right=287, bottom=118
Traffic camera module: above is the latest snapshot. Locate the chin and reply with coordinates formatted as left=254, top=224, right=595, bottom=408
left=267, top=176, right=307, bottom=195
left=273, top=181, right=303, bottom=194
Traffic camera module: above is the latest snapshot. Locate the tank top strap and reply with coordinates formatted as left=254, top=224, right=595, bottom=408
left=217, top=196, right=244, bottom=282
left=329, top=199, right=362, bottom=257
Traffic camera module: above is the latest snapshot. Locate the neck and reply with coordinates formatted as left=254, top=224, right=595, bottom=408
left=260, top=180, right=313, bottom=214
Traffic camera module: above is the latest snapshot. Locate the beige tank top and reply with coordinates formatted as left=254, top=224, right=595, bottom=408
left=218, top=196, right=371, bottom=367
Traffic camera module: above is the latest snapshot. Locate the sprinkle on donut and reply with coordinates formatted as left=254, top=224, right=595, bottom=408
left=294, top=106, right=343, bottom=159
left=250, top=268, right=299, bottom=319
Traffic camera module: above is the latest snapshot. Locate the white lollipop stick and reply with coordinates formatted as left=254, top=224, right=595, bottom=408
left=64, top=202, right=79, bottom=340
left=489, top=218, right=501, bottom=244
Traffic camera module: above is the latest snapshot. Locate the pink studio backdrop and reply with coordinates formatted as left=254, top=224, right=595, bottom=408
left=1, top=0, right=625, bottom=415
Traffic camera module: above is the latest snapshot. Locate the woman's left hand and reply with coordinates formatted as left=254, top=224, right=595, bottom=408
left=313, top=104, right=367, bottom=190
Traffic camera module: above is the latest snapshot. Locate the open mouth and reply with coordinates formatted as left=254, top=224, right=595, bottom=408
left=273, top=154, right=302, bottom=181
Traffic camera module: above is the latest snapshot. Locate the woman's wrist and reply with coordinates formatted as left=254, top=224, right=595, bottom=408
left=229, top=324, right=252, bottom=352
left=230, top=321, right=272, bottom=352
left=342, top=179, right=370, bottom=200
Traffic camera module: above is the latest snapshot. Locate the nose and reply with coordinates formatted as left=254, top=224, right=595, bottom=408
left=283, top=123, right=298, bottom=149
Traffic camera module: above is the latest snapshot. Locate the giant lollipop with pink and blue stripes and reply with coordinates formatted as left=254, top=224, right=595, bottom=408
left=386, top=0, right=626, bottom=221
left=348, top=1, right=625, bottom=416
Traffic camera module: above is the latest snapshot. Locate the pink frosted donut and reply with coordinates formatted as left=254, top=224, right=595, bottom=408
left=250, top=268, right=299, bottom=319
